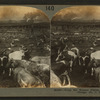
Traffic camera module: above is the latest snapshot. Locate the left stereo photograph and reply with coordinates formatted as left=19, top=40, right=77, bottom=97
left=0, top=6, right=50, bottom=88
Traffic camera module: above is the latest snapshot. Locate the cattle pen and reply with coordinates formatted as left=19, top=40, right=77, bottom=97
left=0, top=19, right=50, bottom=88
left=51, top=20, right=100, bottom=88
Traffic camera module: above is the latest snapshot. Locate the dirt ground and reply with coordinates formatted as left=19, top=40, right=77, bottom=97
left=0, top=74, right=98, bottom=88
left=0, top=75, right=19, bottom=88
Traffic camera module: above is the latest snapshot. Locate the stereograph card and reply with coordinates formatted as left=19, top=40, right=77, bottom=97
left=0, top=0, right=99, bottom=97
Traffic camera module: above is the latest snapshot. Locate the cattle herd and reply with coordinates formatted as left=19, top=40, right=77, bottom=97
left=51, top=36, right=100, bottom=88
left=0, top=48, right=50, bottom=88
left=0, top=35, right=100, bottom=88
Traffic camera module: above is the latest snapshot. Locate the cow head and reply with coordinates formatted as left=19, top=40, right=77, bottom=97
left=79, top=55, right=90, bottom=67
left=0, top=56, right=8, bottom=67
left=79, top=51, right=90, bottom=67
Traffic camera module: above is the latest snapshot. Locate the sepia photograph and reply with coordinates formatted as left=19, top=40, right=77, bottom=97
left=0, top=4, right=100, bottom=97
left=0, top=6, right=50, bottom=88
left=51, top=6, right=100, bottom=88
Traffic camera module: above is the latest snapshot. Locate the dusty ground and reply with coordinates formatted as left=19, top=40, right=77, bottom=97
left=0, top=75, right=98, bottom=88
left=0, top=75, right=19, bottom=88
left=70, top=74, right=99, bottom=88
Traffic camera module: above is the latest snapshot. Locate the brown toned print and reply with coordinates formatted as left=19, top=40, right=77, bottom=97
left=52, top=6, right=100, bottom=21
left=0, top=6, right=50, bottom=88
left=0, top=6, right=49, bottom=22
left=51, top=6, right=100, bottom=88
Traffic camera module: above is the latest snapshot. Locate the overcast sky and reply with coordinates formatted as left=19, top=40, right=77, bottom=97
left=52, top=6, right=100, bottom=21
left=0, top=6, right=49, bottom=22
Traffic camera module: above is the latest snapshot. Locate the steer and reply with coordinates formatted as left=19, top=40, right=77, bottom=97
left=9, top=50, right=25, bottom=60
left=9, top=60, right=45, bottom=88
left=8, top=50, right=25, bottom=76
left=93, top=67, right=100, bottom=86
left=0, top=55, right=9, bottom=77
left=27, top=62, right=50, bottom=87
left=89, top=51, right=100, bottom=76
left=79, top=52, right=91, bottom=77
left=13, top=67, right=45, bottom=88
left=37, top=64, right=50, bottom=87
left=52, top=52, right=72, bottom=86
left=9, top=59, right=49, bottom=87
left=56, top=50, right=77, bottom=72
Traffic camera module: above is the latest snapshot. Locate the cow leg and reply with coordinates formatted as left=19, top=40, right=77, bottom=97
left=62, top=74, right=71, bottom=86
left=66, top=74, right=71, bottom=85
left=69, top=60, right=73, bottom=72
left=4, top=68, right=10, bottom=78
left=62, top=76, right=66, bottom=86
left=9, top=68, right=14, bottom=77
left=87, top=67, right=92, bottom=77
left=11, top=68, right=14, bottom=77
left=94, top=68, right=100, bottom=86
left=0, top=67, right=4, bottom=76
left=9, top=68, right=12, bottom=76
left=61, top=70, right=71, bottom=86
left=98, top=74, right=100, bottom=85
left=91, top=68, right=94, bottom=76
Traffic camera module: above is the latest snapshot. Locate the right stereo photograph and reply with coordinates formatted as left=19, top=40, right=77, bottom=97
left=51, top=6, right=100, bottom=88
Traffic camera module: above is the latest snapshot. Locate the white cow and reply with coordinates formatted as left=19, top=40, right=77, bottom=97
left=56, top=50, right=77, bottom=61
left=8, top=50, right=25, bottom=76
left=90, top=50, right=100, bottom=76
left=68, top=50, right=77, bottom=59
left=91, top=50, right=100, bottom=60
left=71, top=47, right=79, bottom=56
left=9, top=50, right=25, bottom=60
